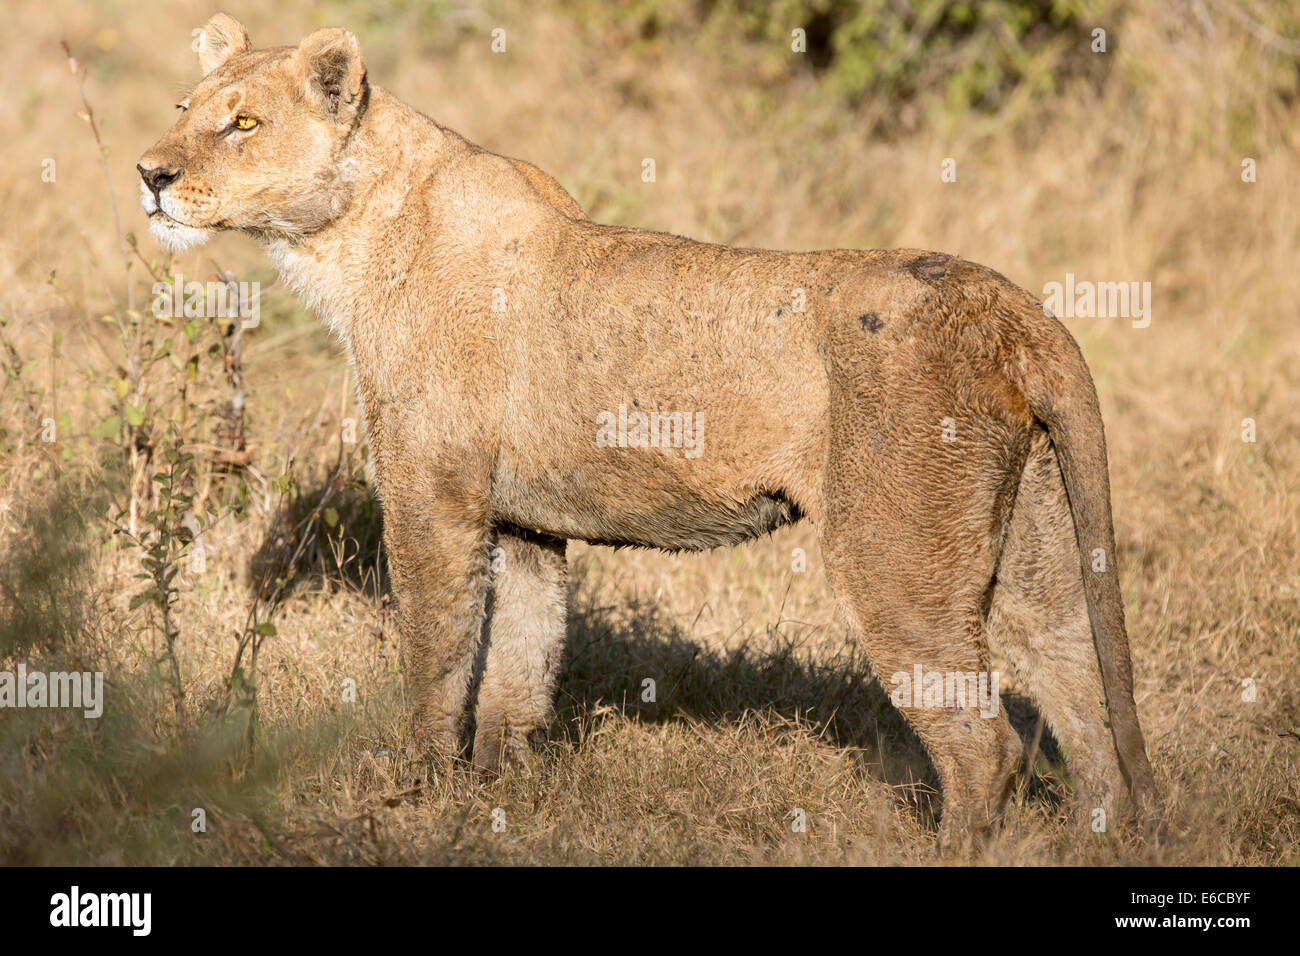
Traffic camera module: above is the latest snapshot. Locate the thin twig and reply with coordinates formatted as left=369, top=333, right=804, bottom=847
left=60, top=28, right=134, bottom=312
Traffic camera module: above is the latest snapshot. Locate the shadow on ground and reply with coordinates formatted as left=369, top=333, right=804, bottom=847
left=555, top=557, right=1069, bottom=828
left=247, top=473, right=387, bottom=600
left=248, top=491, right=1069, bottom=828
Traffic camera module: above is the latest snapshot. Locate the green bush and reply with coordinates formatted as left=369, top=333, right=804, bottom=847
left=566, top=0, right=1114, bottom=132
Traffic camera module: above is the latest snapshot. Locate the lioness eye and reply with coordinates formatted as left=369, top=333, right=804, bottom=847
left=235, top=115, right=258, bottom=131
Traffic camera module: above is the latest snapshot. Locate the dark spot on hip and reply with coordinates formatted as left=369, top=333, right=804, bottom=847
left=859, top=312, right=885, bottom=333
left=909, top=253, right=951, bottom=284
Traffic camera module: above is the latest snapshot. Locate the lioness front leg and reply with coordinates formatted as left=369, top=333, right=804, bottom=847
left=384, top=481, right=492, bottom=762
left=472, top=531, right=568, bottom=773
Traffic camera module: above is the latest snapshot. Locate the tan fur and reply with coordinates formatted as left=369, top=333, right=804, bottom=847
left=138, top=15, right=1162, bottom=846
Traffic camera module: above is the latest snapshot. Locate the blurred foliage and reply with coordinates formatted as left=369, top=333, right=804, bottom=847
left=0, top=477, right=104, bottom=657
left=568, top=0, right=1115, bottom=132
left=543, top=0, right=1300, bottom=143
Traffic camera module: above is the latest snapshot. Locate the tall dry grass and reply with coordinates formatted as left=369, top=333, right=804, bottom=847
left=0, top=0, right=1296, bottom=864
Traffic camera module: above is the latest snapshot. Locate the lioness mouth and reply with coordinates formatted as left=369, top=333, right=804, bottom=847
left=149, top=209, right=187, bottom=225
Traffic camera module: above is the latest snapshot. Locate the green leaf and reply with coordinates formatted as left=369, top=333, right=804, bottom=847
left=90, top=415, right=121, bottom=442
left=252, top=621, right=277, bottom=636
left=124, top=403, right=145, bottom=427
left=323, top=507, right=339, bottom=528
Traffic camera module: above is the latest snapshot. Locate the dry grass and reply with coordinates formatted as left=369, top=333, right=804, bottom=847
left=1, top=0, right=1297, bottom=865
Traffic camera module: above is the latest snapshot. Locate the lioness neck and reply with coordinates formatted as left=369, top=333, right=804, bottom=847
left=261, top=86, right=469, bottom=340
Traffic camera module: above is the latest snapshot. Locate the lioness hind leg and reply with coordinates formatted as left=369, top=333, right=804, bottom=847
left=819, top=500, right=1023, bottom=848
left=817, top=347, right=1039, bottom=847
left=825, top=574, right=1023, bottom=849
left=471, top=532, right=567, bottom=773
left=986, top=430, right=1131, bottom=825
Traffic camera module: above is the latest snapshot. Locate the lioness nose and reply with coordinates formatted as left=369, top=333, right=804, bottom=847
left=137, top=163, right=183, bottom=194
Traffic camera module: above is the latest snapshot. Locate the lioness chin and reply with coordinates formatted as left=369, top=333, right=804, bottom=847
left=139, top=13, right=1162, bottom=848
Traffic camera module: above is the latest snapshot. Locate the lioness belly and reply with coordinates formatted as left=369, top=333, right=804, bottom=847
left=489, top=444, right=804, bottom=552
left=495, top=487, right=801, bottom=552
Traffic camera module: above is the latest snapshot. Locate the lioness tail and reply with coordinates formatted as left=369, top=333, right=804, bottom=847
left=1016, top=307, right=1164, bottom=834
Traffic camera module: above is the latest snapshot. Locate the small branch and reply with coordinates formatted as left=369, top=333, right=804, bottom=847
left=60, top=27, right=134, bottom=312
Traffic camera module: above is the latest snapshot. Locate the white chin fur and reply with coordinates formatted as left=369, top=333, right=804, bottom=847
left=148, top=215, right=213, bottom=252
left=141, top=182, right=214, bottom=251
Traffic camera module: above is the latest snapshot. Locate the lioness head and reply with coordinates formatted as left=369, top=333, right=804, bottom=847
left=137, top=13, right=367, bottom=251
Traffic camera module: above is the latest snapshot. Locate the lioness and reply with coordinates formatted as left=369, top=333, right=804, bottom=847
left=139, top=14, right=1161, bottom=845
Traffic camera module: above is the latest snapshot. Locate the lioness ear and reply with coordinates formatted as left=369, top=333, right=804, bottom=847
left=295, top=28, right=366, bottom=127
left=198, top=13, right=251, bottom=75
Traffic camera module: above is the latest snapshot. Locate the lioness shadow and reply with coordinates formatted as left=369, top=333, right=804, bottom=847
left=247, top=490, right=1066, bottom=823
left=556, top=558, right=1068, bottom=825
left=247, top=474, right=388, bottom=601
